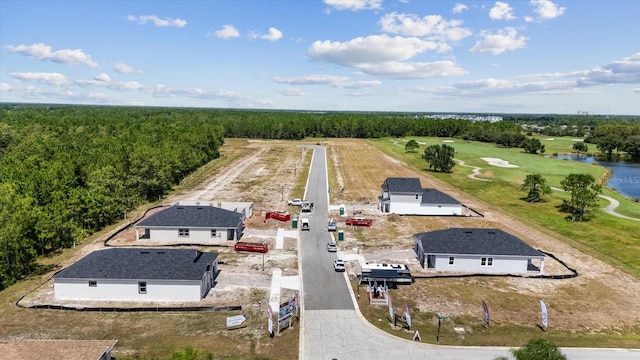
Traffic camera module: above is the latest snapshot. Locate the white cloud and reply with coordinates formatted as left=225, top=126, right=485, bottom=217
left=489, top=2, right=516, bottom=20
left=524, top=16, right=534, bottom=22
left=272, top=74, right=382, bottom=88
left=357, top=60, right=467, bottom=79
left=309, top=35, right=444, bottom=67
left=530, top=0, right=566, bottom=20
left=113, top=63, right=137, bottom=73
left=261, top=27, right=283, bottom=41
left=211, top=25, right=240, bottom=39
left=277, top=88, right=306, bottom=96
left=0, top=83, right=12, bottom=92
left=470, top=27, right=527, bottom=54
left=12, top=72, right=69, bottom=86
left=452, top=3, right=468, bottom=14
left=379, top=12, right=472, bottom=41
left=4, top=43, right=98, bottom=68
left=336, top=80, right=383, bottom=89
left=127, top=14, right=187, bottom=28
left=324, top=0, right=383, bottom=11
left=94, top=73, right=111, bottom=82
left=577, top=53, right=640, bottom=85
left=75, top=79, right=145, bottom=91
left=272, top=74, right=350, bottom=86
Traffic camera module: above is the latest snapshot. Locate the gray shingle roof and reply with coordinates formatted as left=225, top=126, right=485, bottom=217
left=421, top=189, right=460, bottom=205
left=53, top=248, right=218, bottom=280
left=414, top=228, right=543, bottom=257
left=383, top=177, right=423, bottom=193
left=136, top=205, right=243, bottom=228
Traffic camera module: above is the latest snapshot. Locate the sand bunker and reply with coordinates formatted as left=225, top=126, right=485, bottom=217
left=442, top=140, right=455, bottom=143
left=481, top=157, right=519, bottom=168
left=572, top=139, right=584, bottom=142
left=544, top=138, right=555, bottom=140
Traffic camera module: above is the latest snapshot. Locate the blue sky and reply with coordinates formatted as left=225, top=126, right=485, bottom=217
left=1, top=0, right=639, bottom=115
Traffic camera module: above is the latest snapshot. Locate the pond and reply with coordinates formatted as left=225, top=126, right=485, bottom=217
left=556, top=155, right=640, bottom=200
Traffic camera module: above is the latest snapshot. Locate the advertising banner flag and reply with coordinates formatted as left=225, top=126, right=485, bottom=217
left=404, top=302, right=411, bottom=329
left=267, top=305, right=273, bottom=336
left=388, top=293, right=393, bottom=321
left=540, top=300, right=548, bottom=328
left=482, top=300, right=490, bottom=325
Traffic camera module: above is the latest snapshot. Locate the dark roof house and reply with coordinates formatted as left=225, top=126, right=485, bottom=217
left=54, top=248, right=218, bottom=281
left=414, top=228, right=542, bottom=257
left=137, top=205, right=243, bottom=228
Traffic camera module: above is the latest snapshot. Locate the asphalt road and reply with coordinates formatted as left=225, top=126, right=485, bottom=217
left=301, top=145, right=354, bottom=311
left=299, top=146, right=640, bottom=360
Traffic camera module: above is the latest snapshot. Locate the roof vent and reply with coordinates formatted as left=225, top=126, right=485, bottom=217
left=156, top=251, right=165, bottom=254
left=487, top=231, right=496, bottom=234
left=141, top=251, right=150, bottom=254
left=464, top=231, right=473, bottom=234
left=177, top=207, right=184, bottom=210
left=197, top=207, right=203, bottom=210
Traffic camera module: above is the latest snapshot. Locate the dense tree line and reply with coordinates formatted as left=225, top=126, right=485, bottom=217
left=0, top=105, right=223, bottom=289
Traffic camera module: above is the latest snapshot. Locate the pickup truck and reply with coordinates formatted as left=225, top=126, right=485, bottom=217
left=327, top=219, right=337, bottom=231
left=300, top=218, right=310, bottom=231
left=287, top=199, right=304, bottom=206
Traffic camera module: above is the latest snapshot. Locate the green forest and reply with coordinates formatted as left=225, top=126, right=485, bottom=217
left=0, top=105, right=224, bottom=289
left=1, top=103, right=639, bottom=290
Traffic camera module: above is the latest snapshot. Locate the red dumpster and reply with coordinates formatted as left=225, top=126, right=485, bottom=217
left=265, top=211, right=291, bottom=222
left=234, top=242, right=269, bottom=253
left=345, top=218, right=373, bottom=227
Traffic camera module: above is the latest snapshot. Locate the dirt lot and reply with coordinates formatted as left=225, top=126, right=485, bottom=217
left=10, top=138, right=640, bottom=352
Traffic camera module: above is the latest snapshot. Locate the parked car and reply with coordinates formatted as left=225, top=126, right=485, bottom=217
left=327, top=242, right=337, bottom=252
left=287, top=198, right=304, bottom=206
left=333, top=259, right=345, bottom=272
left=301, top=203, right=312, bottom=212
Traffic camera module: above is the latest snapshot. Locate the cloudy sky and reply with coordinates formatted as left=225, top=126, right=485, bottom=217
left=1, top=0, right=639, bottom=115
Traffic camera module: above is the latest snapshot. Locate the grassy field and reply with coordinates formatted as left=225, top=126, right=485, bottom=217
left=370, top=137, right=640, bottom=279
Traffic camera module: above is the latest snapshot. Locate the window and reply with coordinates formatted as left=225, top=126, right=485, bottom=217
left=448, top=256, right=455, bottom=266
left=88, top=281, right=97, bottom=287
left=211, top=229, right=217, bottom=238
left=138, top=281, right=147, bottom=294
left=481, top=257, right=494, bottom=267
left=178, top=228, right=190, bottom=238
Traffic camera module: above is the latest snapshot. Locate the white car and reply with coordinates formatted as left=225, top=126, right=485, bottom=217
left=333, top=259, right=345, bottom=272
left=287, top=199, right=303, bottom=206
left=327, top=242, right=337, bottom=252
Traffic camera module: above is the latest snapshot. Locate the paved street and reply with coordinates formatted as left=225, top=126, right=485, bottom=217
left=299, top=146, right=640, bottom=360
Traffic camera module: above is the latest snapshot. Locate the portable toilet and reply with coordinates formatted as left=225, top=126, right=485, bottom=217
left=338, top=230, right=344, bottom=241
left=339, top=205, right=345, bottom=216
left=292, top=218, right=298, bottom=229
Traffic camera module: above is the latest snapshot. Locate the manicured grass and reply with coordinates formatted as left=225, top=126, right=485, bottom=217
left=371, top=137, right=640, bottom=279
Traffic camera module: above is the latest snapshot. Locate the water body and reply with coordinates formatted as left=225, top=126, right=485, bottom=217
left=556, top=155, right=640, bottom=199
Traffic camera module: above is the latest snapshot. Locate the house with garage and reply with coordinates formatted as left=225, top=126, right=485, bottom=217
left=135, top=204, right=245, bottom=244
left=414, top=228, right=545, bottom=274
left=379, top=177, right=462, bottom=215
left=53, top=248, right=218, bottom=302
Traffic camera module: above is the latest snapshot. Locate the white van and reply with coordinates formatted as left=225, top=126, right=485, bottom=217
left=300, top=218, right=310, bottom=231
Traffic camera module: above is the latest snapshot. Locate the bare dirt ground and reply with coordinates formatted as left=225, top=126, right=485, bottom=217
left=325, top=138, right=640, bottom=333
left=20, top=138, right=640, bottom=336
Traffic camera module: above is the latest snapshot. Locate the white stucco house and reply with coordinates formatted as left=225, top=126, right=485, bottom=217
left=53, top=248, right=218, bottom=302
left=414, top=228, right=545, bottom=274
left=379, top=177, right=462, bottom=215
left=135, top=204, right=245, bottom=244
